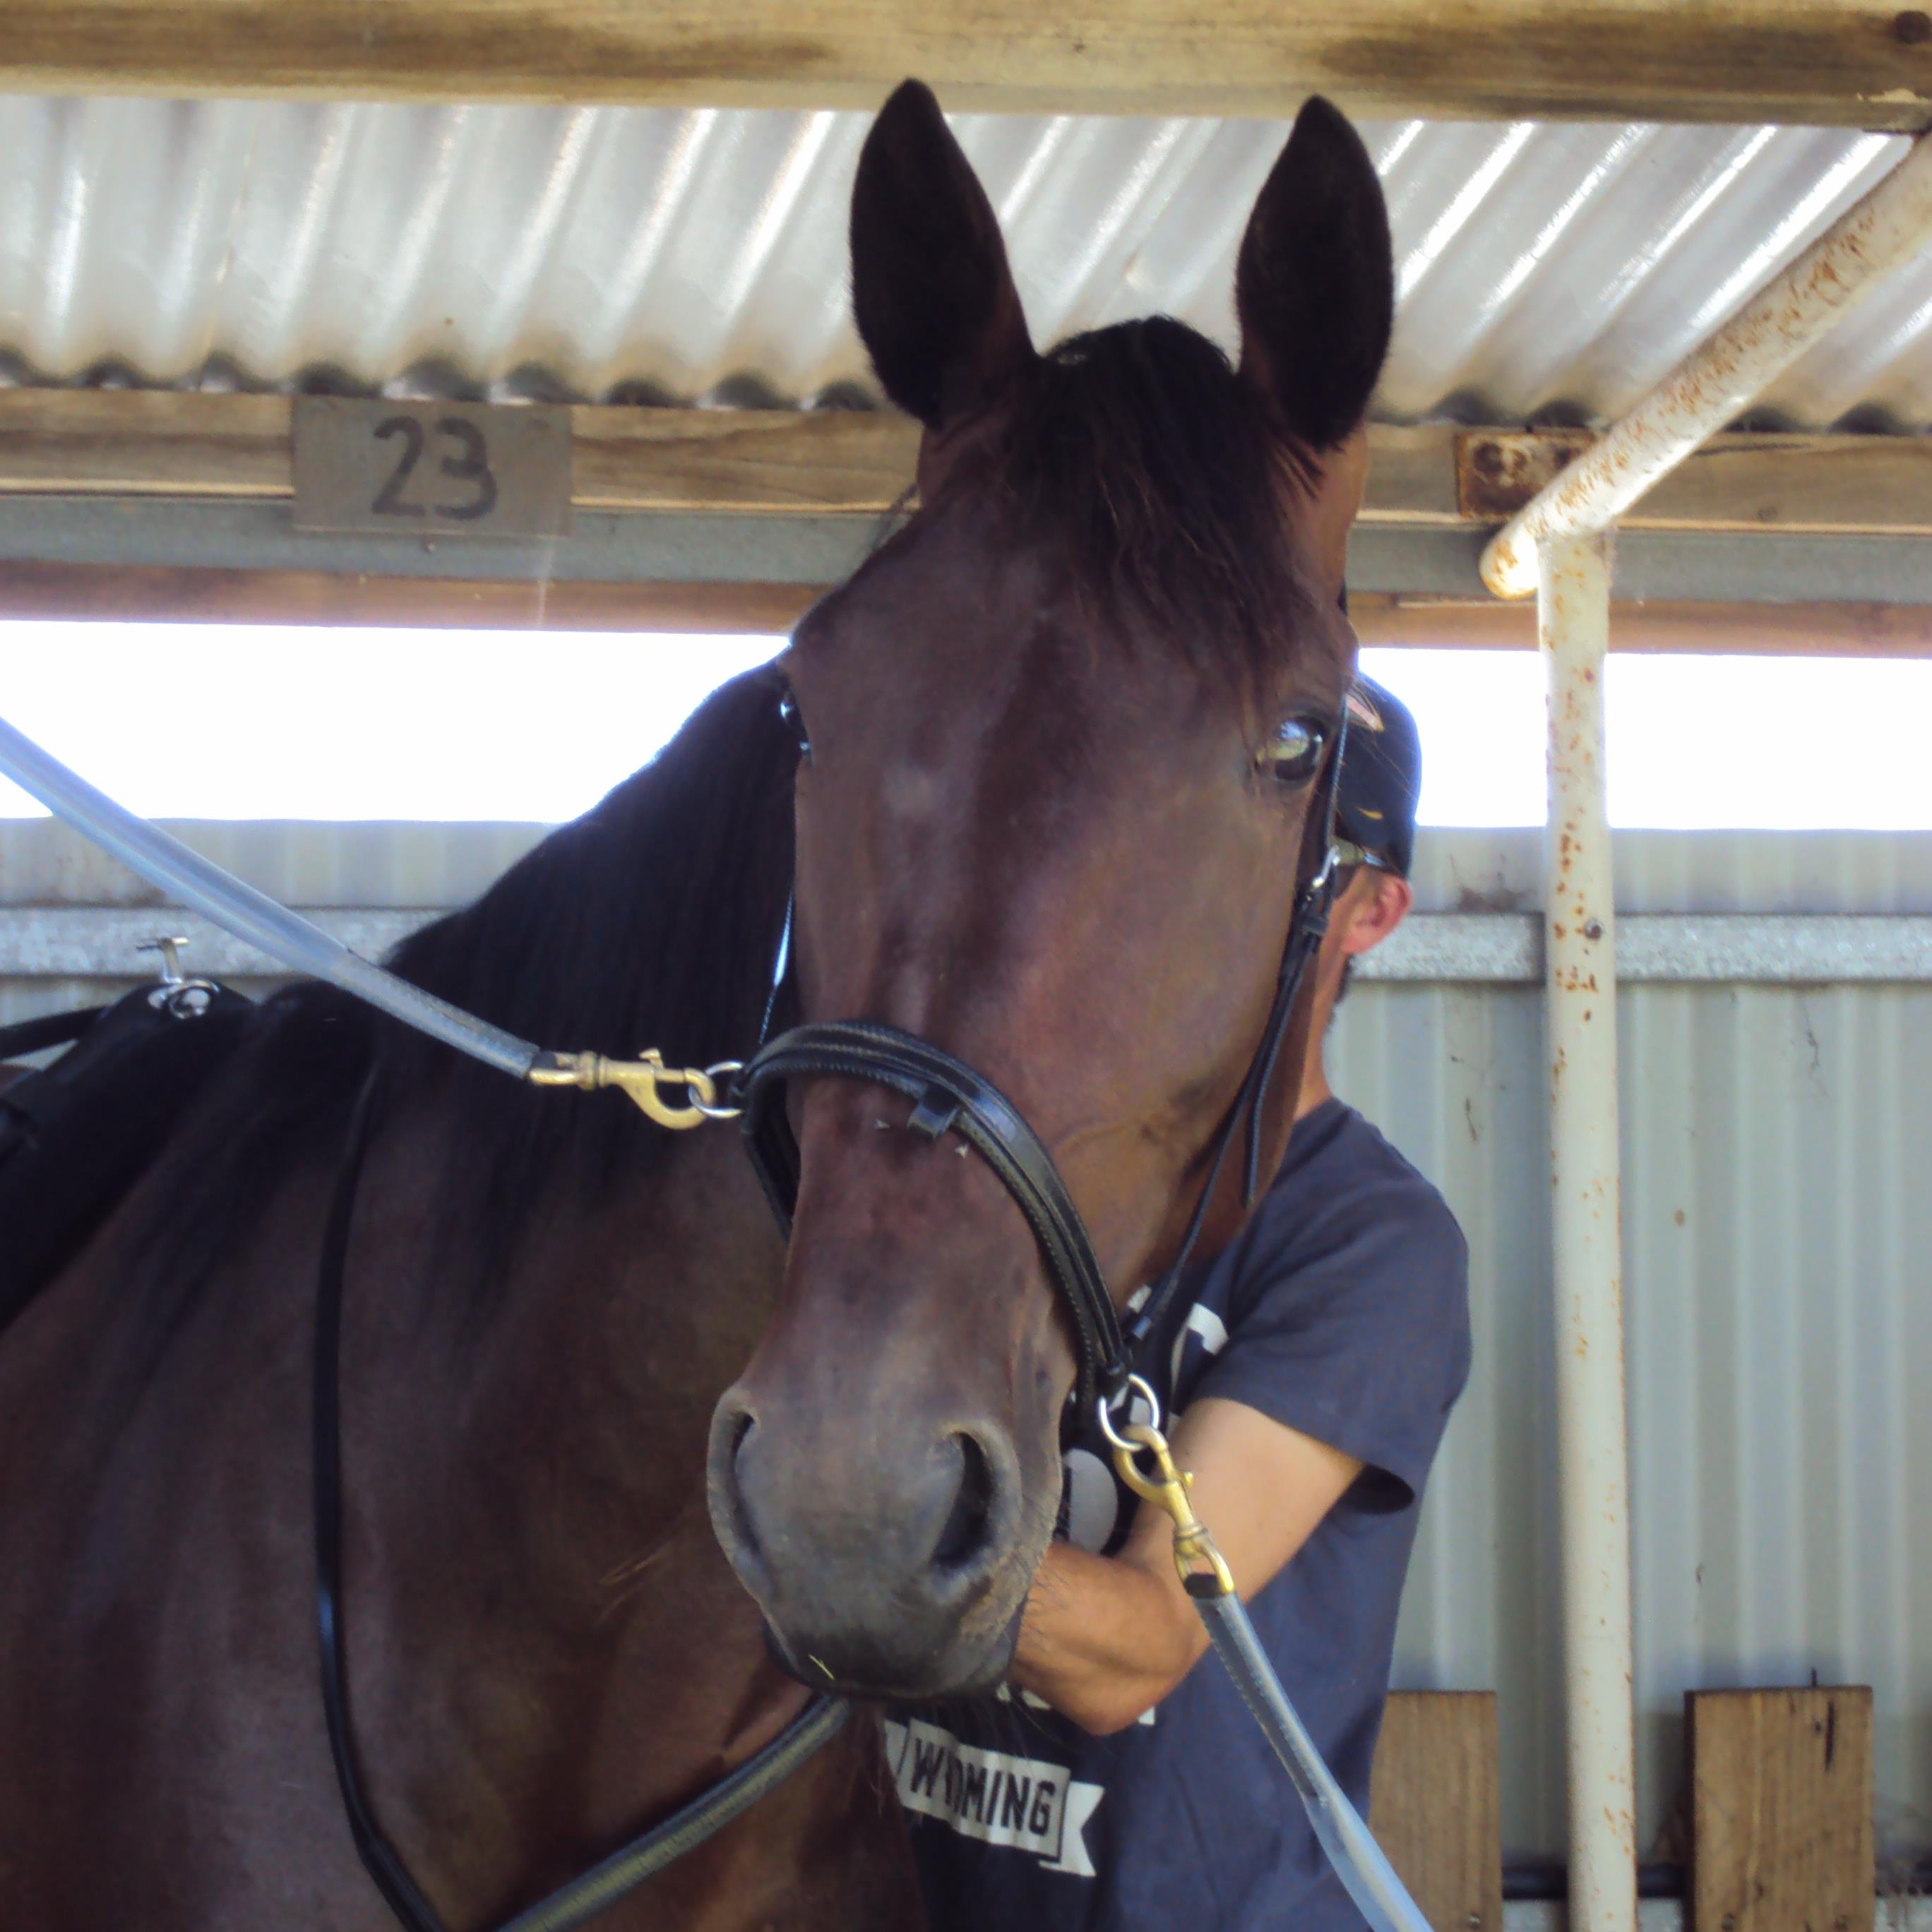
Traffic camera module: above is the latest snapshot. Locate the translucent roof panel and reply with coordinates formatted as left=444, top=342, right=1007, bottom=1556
left=0, top=93, right=1921, bottom=431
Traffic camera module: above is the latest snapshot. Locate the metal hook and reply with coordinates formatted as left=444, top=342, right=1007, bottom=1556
left=137, top=935, right=190, bottom=986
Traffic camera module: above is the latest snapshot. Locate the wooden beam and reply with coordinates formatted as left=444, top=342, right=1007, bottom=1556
left=1352, top=592, right=1932, bottom=655
left=8, top=393, right=1932, bottom=539
left=1369, top=1691, right=1504, bottom=1932
left=573, top=406, right=919, bottom=513
left=1687, top=1686, right=1874, bottom=1932
left=1, top=2, right=1928, bottom=126
left=1457, top=429, right=1932, bottom=536
left=8, top=561, right=1932, bottom=650
left=0, top=563, right=821, bottom=631
left=0, top=391, right=292, bottom=499
left=0, top=392, right=922, bottom=515
left=6, top=393, right=1932, bottom=638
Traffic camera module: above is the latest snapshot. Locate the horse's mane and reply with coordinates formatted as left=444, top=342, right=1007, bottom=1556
left=989, top=316, right=1325, bottom=681
left=134, top=662, right=797, bottom=1316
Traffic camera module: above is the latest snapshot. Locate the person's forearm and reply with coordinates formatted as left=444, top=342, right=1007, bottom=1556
left=1008, top=1542, right=1207, bottom=1735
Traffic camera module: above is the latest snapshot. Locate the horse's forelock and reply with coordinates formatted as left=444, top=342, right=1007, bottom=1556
left=987, top=316, right=1325, bottom=684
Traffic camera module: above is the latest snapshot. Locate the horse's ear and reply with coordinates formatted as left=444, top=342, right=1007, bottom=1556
left=1235, top=97, right=1393, bottom=451
left=851, top=79, right=1034, bottom=428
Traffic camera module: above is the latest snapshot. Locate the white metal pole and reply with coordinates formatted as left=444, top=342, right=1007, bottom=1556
left=1483, top=114, right=1932, bottom=1932
left=1485, top=131, right=1932, bottom=598
left=1537, top=531, right=1637, bottom=1932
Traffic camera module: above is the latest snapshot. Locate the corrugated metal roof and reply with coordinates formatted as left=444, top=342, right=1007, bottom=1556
left=1, top=95, right=1926, bottom=431
left=4, top=820, right=1931, bottom=1859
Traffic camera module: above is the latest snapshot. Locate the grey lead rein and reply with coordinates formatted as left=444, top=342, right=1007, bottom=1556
left=1184, top=1582, right=1434, bottom=1932
left=0, top=712, right=541, bottom=1079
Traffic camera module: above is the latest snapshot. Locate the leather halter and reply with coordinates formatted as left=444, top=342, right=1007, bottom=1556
left=736, top=700, right=1352, bottom=1421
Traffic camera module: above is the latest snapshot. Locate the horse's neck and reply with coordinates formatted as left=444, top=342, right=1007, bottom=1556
left=356, top=1102, right=782, bottom=1588
left=340, top=1109, right=799, bottom=1901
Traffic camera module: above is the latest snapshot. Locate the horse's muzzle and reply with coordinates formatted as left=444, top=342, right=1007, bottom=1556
left=706, top=1384, right=1032, bottom=1698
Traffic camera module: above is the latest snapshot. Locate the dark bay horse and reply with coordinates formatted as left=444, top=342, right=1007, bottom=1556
left=0, top=80, right=1393, bottom=1929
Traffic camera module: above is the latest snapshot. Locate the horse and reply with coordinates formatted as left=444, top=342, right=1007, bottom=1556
left=0, top=78, right=1394, bottom=1930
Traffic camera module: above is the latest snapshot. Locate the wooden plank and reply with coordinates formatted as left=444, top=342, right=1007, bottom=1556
left=1687, top=1686, right=1874, bottom=1932
left=0, top=390, right=290, bottom=498
left=0, top=562, right=821, bottom=631
left=573, top=405, right=919, bottom=513
left=1457, top=429, right=1932, bottom=535
left=559, top=414, right=1459, bottom=521
left=1366, top=424, right=1466, bottom=526
left=8, top=562, right=1932, bottom=651
left=0, top=392, right=925, bottom=515
left=10, top=393, right=1932, bottom=539
left=0, top=1, right=1927, bottom=127
left=1370, top=1690, right=1503, bottom=1932
left=1352, top=592, right=1932, bottom=655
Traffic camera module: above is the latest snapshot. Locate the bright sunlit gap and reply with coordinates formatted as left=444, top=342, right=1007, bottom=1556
left=0, top=627, right=784, bottom=823
left=1356, top=648, right=1932, bottom=830
left=1, top=625, right=1929, bottom=830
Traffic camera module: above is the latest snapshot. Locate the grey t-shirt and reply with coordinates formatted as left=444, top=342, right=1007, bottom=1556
left=894, top=1098, right=1472, bottom=1931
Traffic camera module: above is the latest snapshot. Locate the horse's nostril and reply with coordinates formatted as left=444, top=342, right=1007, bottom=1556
left=930, top=1432, right=996, bottom=1575
left=718, top=1405, right=765, bottom=1566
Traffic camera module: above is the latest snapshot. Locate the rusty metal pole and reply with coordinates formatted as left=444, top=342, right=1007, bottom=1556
left=1484, top=130, right=1932, bottom=600
left=1477, top=134, right=1932, bottom=1923
left=1537, top=530, right=1638, bottom=1932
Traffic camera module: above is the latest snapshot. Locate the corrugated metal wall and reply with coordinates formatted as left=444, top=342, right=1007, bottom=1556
left=4, top=820, right=1928, bottom=1861
left=1356, top=831, right=1932, bottom=1864
left=1356, top=974, right=1932, bottom=1863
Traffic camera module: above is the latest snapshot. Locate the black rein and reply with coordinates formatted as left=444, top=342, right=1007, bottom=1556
left=312, top=1068, right=848, bottom=1932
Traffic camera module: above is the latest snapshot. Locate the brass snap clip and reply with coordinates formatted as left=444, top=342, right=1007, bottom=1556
left=527, top=1049, right=744, bottom=1131
left=1097, top=1375, right=1236, bottom=1596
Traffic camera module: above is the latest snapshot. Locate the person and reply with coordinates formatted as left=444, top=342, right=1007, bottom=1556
left=890, top=674, right=1473, bottom=1931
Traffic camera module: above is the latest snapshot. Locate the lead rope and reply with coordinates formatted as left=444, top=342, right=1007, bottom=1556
left=0, top=710, right=746, bottom=1131
left=314, top=1066, right=847, bottom=1932
left=1099, top=1377, right=1432, bottom=1932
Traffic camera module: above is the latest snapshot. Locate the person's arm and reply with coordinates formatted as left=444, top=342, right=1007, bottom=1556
left=1008, top=1395, right=1362, bottom=1736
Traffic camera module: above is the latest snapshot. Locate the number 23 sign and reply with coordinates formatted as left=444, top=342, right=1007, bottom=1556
left=292, top=398, right=572, bottom=540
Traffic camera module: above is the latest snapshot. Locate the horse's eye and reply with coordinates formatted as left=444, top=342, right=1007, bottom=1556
left=1258, top=715, right=1327, bottom=785
left=778, top=685, right=811, bottom=760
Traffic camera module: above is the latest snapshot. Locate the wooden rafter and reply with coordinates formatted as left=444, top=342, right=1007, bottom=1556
left=4, top=565, right=1929, bottom=653
left=6, top=390, right=1932, bottom=537
left=1, top=1, right=1929, bottom=127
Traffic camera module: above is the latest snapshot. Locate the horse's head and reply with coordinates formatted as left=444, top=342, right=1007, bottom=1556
left=708, top=82, right=1393, bottom=1699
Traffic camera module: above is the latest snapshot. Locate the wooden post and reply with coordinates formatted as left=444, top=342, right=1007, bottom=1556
left=1370, top=1691, right=1504, bottom=1932
left=1687, top=1687, right=1875, bottom=1932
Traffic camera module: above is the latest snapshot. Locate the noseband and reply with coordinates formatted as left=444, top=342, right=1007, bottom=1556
left=736, top=704, right=1352, bottom=1422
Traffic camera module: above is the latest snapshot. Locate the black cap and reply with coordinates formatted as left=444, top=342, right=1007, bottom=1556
left=1335, top=674, right=1421, bottom=877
